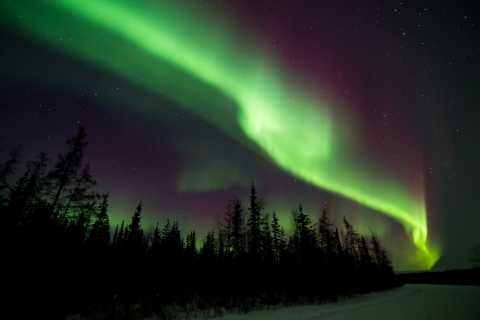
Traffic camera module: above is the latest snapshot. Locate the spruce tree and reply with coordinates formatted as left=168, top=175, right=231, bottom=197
left=151, top=222, right=161, bottom=252
left=200, top=231, right=216, bottom=262
left=117, top=220, right=125, bottom=249
left=160, top=219, right=172, bottom=252
left=111, top=224, right=119, bottom=248
left=333, top=227, right=344, bottom=260
left=291, top=203, right=318, bottom=265
left=124, top=224, right=130, bottom=246
left=220, top=199, right=233, bottom=258
left=271, top=211, right=286, bottom=263
left=58, top=164, right=98, bottom=223
left=2, top=171, right=29, bottom=233
left=343, top=217, right=361, bottom=270
left=261, top=213, right=274, bottom=264
left=185, top=231, right=196, bottom=257
left=369, top=229, right=393, bottom=274
left=47, top=125, right=88, bottom=215
left=169, top=221, right=184, bottom=258
left=247, top=182, right=262, bottom=261
left=359, top=236, right=373, bottom=273
left=231, top=197, right=245, bottom=259
left=87, top=193, right=110, bottom=251
left=217, top=231, right=225, bottom=263
left=127, top=201, right=143, bottom=252
left=6, top=152, right=48, bottom=212
left=319, top=209, right=335, bottom=263
left=0, top=145, right=22, bottom=191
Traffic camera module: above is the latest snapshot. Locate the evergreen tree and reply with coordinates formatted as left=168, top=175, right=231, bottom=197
left=247, top=182, right=262, bottom=261
left=319, top=209, right=336, bottom=264
left=219, top=199, right=233, bottom=259
left=271, top=211, right=286, bottom=263
left=219, top=197, right=246, bottom=260
left=0, top=146, right=22, bottom=231
left=87, top=193, right=110, bottom=251
left=246, top=182, right=264, bottom=291
left=157, top=219, right=184, bottom=276
left=65, top=210, right=89, bottom=253
left=184, top=230, right=197, bottom=300
left=217, top=230, right=225, bottom=263
left=261, top=213, right=274, bottom=264
left=127, top=201, right=143, bottom=252
left=185, top=231, right=196, bottom=258
left=160, top=219, right=172, bottom=252
left=124, top=224, right=130, bottom=246
left=333, top=227, right=344, bottom=260
left=58, top=164, right=98, bottom=223
left=169, top=221, right=184, bottom=257
left=359, top=236, right=373, bottom=274
left=343, top=217, right=360, bottom=270
left=329, top=227, right=345, bottom=280
left=47, top=125, right=88, bottom=215
left=369, top=229, right=393, bottom=274
left=0, top=145, right=22, bottom=191
left=116, top=220, right=125, bottom=249
left=2, top=171, right=28, bottom=230
left=6, top=152, right=48, bottom=210
left=111, top=224, right=119, bottom=248
left=291, top=203, right=318, bottom=265
left=469, top=244, right=480, bottom=268
left=142, top=235, right=149, bottom=252
left=200, top=230, right=216, bottom=262
left=231, top=197, right=245, bottom=259
left=151, top=222, right=161, bottom=252
left=148, top=222, right=162, bottom=279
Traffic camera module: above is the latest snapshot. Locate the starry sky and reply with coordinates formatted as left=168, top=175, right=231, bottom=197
left=1, top=0, right=479, bottom=271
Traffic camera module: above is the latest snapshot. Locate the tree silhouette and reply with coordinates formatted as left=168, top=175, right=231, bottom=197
left=247, top=182, right=264, bottom=288
left=319, top=209, right=336, bottom=265
left=291, top=203, right=318, bottom=265
left=58, top=163, right=98, bottom=224
left=0, top=145, right=22, bottom=190
left=469, top=244, right=480, bottom=268
left=271, top=211, right=286, bottom=263
left=359, top=236, right=373, bottom=274
left=247, top=182, right=262, bottom=259
left=185, top=230, right=196, bottom=258
left=127, top=200, right=144, bottom=253
left=151, top=222, right=161, bottom=252
left=370, top=229, right=393, bottom=274
left=0, top=126, right=403, bottom=318
left=46, top=125, right=89, bottom=219
left=116, top=220, right=125, bottom=250
left=111, top=223, right=119, bottom=248
left=343, top=216, right=361, bottom=270
left=261, top=212, right=274, bottom=264
left=231, top=197, right=245, bottom=259
left=87, top=193, right=110, bottom=251
left=200, top=230, right=216, bottom=262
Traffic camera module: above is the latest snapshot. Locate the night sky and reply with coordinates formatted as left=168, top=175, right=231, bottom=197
left=1, top=0, right=479, bottom=271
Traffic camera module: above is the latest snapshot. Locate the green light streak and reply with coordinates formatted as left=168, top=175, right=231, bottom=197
left=1, top=0, right=439, bottom=269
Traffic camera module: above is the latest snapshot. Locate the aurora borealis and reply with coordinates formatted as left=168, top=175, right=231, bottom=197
left=1, top=1, right=479, bottom=271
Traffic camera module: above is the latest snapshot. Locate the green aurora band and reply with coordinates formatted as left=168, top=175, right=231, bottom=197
left=2, top=0, right=440, bottom=269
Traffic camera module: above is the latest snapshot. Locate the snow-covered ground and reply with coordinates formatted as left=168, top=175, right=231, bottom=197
left=211, top=284, right=480, bottom=320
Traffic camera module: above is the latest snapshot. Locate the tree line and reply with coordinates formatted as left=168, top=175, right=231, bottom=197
left=0, top=126, right=396, bottom=319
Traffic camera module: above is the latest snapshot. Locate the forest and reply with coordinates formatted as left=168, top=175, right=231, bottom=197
left=0, top=126, right=399, bottom=319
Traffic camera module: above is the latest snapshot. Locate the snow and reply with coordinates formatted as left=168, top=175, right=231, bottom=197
left=211, top=284, right=480, bottom=320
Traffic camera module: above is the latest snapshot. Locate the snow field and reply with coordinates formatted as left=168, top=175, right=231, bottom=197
left=211, top=284, right=480, bottom=320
